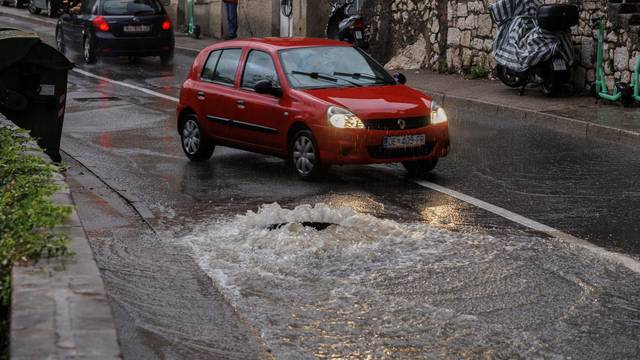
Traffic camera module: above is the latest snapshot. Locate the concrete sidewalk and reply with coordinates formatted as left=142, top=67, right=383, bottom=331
left=1, top=116, right=121, bottom=360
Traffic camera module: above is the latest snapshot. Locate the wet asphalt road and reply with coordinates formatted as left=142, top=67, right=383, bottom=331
left=2, top=11, right=640, bottom=359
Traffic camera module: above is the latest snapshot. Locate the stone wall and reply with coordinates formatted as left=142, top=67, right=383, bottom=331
left=366, top=0, right=639, bottom=90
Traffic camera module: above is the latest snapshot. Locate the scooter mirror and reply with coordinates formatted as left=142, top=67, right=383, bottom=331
left=394, top=73, right=407, bottom=85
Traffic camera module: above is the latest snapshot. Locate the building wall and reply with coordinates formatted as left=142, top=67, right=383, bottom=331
left=364, top=0, right=639, bottom=90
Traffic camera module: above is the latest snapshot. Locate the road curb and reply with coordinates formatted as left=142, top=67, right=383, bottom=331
left=425, top=90, right=640, bottom=146
left=0, top=116, right=122, bottom=359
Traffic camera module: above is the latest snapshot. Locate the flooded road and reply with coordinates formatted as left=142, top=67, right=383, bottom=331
left=2, top=11, right=640, bottom=359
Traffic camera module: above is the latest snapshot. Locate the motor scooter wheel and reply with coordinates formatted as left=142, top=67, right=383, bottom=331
left=496, top=65, right=526, bottom=88
left=617, top=83, right=634, bottom=107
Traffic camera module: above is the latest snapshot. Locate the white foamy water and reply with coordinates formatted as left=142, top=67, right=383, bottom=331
left=182, top=203, right=640, bottom=359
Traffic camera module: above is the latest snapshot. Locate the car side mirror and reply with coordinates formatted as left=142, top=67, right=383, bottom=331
left=394, top=73, right=407, bottom=85
left=254, top=80, right=283, bottom=98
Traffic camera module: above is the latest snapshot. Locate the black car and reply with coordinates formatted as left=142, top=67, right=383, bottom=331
left=55, top=0, right=174, bottom=64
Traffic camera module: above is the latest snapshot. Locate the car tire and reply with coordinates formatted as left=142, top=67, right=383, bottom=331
left=15, top=0, right=23, bottom=8
left=290, top=129, right=326, bottom=181
left=83, top=34, right=96, bottom=64
left=28, top=0, right=40, bottom=13
left=55, top=26, right=65, bottom=54
left=402, top=158, right=438, bottom=178
left=181, top=114, right=215, bottom=161
left=46, top=0, right=57, bottom=17
left=160, top=51, right=173, bottom=64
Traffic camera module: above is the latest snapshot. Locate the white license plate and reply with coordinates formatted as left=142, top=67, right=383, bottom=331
left=124, top=25, right=151, bottom=33
left=383, top=134, right=426, bottom=149
left=355, top=31, right=363, bottom=40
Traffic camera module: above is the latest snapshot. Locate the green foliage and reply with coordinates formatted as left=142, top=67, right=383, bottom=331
left=437, top=61, right=449, bottom=74
left=0, top=127, right=70, bottom=306
left=467, top=64, right=490, bottom=79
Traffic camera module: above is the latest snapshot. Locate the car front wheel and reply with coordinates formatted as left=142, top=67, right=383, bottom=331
left=83, top=34, right=96, bottom=64
left=290, top=129, right=326, bottom=180
left=402, top=158, right=438, bottom=178
left=181, top=115, right=214, bottom=161
left=55, top=26, right=65, bottom=54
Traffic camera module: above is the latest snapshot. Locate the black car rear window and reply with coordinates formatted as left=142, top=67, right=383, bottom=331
left=101, top=0, right=164, bottom=15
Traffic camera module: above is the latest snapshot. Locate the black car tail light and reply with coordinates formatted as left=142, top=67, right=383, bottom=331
left=162, top=18, right=171, bottom=31
left=93, top=16, right=110, bottom=32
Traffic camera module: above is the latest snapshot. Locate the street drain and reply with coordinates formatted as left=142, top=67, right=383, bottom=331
left=267, top=222, right=338, bottom=231
left=74, top=96, right=122, bottom=102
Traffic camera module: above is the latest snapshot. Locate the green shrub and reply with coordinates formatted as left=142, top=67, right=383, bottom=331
left=0, top=127, right=71, bottom=306
left=467, top=64, right=490, bottom=79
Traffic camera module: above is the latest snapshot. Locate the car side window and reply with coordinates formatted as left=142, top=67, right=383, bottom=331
left=201, top=50, right=222, bottom=80
left=241, top=50, right=280, bottom=90
left=81, top=0, right=98, bottom=15
left=211, top=49, right=242, bottom=86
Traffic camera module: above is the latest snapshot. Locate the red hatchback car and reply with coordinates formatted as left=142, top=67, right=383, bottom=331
left=176, top=38, right=450, bottom=180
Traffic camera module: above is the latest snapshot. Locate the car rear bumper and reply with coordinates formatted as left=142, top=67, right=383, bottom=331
left=313, top=122, right=450, bottom=165
left=95, top=32, right=174, bottom=56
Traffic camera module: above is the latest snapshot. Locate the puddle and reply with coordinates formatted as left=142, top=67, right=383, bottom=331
left=182, top=203, right=640, bottom=359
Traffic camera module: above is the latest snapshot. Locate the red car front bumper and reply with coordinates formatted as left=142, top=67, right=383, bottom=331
left=312, top=122, right=450, bottom=165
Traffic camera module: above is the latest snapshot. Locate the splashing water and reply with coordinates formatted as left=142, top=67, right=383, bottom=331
left=182, top=203, right=640, bottom=359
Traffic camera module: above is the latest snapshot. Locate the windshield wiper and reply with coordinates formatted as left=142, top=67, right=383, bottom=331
left=334, top=72, right=391, bottom=84
left=292, top=71, right=361, bottom=87
left=132, top=10, right=155, bottom=15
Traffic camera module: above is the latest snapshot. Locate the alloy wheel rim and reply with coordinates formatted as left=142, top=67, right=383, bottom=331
left=182, top=119, right=201, bottom=155
left=293, top=136, right=315, bottom=175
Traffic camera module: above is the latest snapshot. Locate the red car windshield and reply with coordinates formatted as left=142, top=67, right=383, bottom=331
left=279, top=46, right=395, bottom=89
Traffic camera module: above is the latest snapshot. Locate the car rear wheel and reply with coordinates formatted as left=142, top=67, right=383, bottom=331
left=27, top=0, right=40, bottom=13
left=290, top=129, right=326, bottom=180
left=181, top=115, right=215, bottom=161
left=160, top=51, right=173, bottom=64
left=402, top=158, right=438, bottom=178
left=83, top=34, right=96, bottom=64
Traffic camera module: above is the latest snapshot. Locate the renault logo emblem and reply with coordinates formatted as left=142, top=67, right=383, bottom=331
left=397, top=119, right=406, bottom=130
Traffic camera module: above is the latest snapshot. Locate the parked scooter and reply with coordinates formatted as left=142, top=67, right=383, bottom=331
left=591, top=16, right=633, bottom=106
left=326, top=0, right=368, bottom=49
left=490, top=0, right=578, bottom=96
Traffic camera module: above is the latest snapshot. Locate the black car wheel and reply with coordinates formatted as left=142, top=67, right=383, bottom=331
left=402, top=159, right=439, bottom=178
left=28, top=0, right=40, bottom=14
left=55, top=26, right=65, bottom=55
left=181, top=114, right=215, bottom=161
left=160, top=51, right=173, bottom=64
left=83, top=34, right=96, bottom=64
left=290, top=129, right=326, bottom=180
left=46, top=0, right=58, bottom=17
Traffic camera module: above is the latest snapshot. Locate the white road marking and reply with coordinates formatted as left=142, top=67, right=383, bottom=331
left=414, top=180, right=640, bottom=274
left=71, top=67, right=640, bottom=275
left=71, top=68, right=179, bottom=103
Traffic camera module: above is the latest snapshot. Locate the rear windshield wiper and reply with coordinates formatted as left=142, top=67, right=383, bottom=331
left=291, top=71, right=361, bottom=87
left=132, top=10, right=155, bottom=15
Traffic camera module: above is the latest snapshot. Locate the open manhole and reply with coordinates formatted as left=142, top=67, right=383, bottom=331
left=73, top=96, right=121, bottom=102
left=267, top=222, right=338, bottom=231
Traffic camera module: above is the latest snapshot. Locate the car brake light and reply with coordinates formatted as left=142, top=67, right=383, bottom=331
left=162, top=19, right=171, bottom=30
left=93, top=16, right=109, bottom=32
left=353, top=19, right=364, bottom=29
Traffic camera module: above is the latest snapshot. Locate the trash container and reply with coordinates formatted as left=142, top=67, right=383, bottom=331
left=0, top=28, right=73, bottom=163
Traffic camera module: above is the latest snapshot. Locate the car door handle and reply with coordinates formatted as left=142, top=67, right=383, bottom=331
left=236, top=100, right=245, bottom=105
left=196, top=91, right=205, bottom=100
